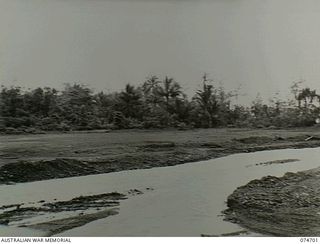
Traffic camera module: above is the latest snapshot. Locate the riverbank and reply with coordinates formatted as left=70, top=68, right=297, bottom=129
left=3, top=128, right=320, bottom=236
left=224, top=166, right=320, bottom=236
left=3, top=128, right=320, bottom=184
left=3, top=146, right=320, bottom=237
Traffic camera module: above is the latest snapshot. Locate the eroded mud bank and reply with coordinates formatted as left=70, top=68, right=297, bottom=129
left=0, top=189, right=147, bottom=236
left=224, top=167, right=320, bottom=236
left=2, top=133, right=320, bottom=184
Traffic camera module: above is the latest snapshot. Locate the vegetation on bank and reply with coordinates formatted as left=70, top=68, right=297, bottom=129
left=0, top=75, right=319, bottom=133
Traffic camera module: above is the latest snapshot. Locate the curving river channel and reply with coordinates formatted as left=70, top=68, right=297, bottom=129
left=1, top=147, right=320, bottom=236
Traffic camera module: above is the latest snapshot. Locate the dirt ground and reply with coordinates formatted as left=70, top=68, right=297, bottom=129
left=2, top=127, right=320, bottom=184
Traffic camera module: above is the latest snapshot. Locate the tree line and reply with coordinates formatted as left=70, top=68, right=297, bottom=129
left=0, top=75, right=319, bottom=133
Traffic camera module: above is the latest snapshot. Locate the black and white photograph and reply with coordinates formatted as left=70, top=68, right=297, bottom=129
left=1, top=0, right=320, bottom=241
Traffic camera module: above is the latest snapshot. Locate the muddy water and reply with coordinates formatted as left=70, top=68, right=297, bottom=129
left=0, top=226, right=44, bottom=236
left=1, top=148, right=320, bottom=236
left=58, top=148, right=320, bottom=237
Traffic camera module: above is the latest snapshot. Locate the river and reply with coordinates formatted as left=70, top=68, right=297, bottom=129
left=1, top=147, right=320, bottom=236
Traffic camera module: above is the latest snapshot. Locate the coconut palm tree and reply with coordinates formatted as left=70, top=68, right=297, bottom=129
left=156, top=76, right=182, bottom=110
left=193, top=74, right=219, bottom=127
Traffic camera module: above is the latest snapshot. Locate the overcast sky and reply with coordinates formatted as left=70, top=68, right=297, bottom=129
left=1, top=0, right=320, bottom=104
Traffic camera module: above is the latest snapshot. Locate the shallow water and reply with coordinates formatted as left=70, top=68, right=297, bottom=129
left=0, top=226, right=44, bottom=237
left=1, top=147, right=320, bottom=236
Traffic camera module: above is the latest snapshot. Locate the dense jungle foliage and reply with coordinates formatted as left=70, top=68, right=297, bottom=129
left=0, top=75, right=319, bottom=133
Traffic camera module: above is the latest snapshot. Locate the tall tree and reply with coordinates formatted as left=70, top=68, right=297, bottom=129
left=193, top=75, right=219, bottom=127
left=0, top=86, right=25, bottom=117
left=141, top=75, right=162, bottom=110
left=156, top=76, right=182, bottom=110
left=58, top=83, right=94, bottom=127
left=117, top=84, right=142, bottom=119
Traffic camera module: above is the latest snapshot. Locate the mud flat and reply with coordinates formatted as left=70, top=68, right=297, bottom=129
left=224, top=167, right=320, bottom=236
left=0, top=183, right=147, bottom=236
left=3, top=128, right=320, bottom=184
